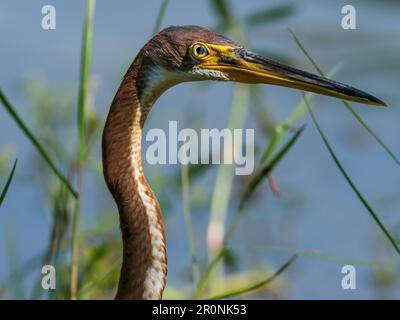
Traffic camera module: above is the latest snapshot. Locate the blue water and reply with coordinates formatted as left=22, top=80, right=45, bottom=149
left=0, top=0, right=399, bottom=299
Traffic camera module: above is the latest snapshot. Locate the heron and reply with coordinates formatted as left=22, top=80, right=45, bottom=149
left=102, top=25, right=385, bottom=300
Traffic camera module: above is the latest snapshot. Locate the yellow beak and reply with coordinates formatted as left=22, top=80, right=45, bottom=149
left=200, top=45, right=386, bottom=106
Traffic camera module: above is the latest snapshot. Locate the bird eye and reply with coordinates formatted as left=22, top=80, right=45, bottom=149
left=192, top=43, right=208, bottom=58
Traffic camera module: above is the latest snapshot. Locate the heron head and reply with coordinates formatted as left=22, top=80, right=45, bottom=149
left=143, top=25, right=385, bottom=106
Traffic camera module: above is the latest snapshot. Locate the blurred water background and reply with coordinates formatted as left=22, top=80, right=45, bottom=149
left=0, top=0, right=399, bottom=299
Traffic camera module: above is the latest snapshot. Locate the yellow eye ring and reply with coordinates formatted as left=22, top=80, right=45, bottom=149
left=191, top=43, right=208, bottom=59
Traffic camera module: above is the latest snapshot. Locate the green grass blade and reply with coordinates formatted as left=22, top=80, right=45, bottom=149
left=240, top=124, right=306, bottom=209
left=194, top=249, right=227, bottom=298
left=288, top=29, right=324, bottom=75
left=70, top=0, right=96, bottom=300
left=0, top=159, right=17, bottom=207
left=152, top=0, right=169, bottom=35
left=77, top=0, right=95, bottom=161
left=207, top=255, right=297, bottom=300
left=342, top=100, right=400, bottom=167
left=289, top=29, right=400, bottom=167
left=304, top=95, right=400, bottom=257
left=0, top=89, right=77, bottom=198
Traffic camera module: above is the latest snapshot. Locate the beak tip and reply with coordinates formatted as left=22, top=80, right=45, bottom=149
left=370, top=97, right=387, bottom=107
left=355, top=90, right=386, bottom=107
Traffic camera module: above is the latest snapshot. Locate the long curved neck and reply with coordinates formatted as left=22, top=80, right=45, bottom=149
left=102, top=56, right=168, bottom=300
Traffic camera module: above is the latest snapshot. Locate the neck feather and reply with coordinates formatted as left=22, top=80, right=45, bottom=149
left=102, top=58, right=169, bottom=300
